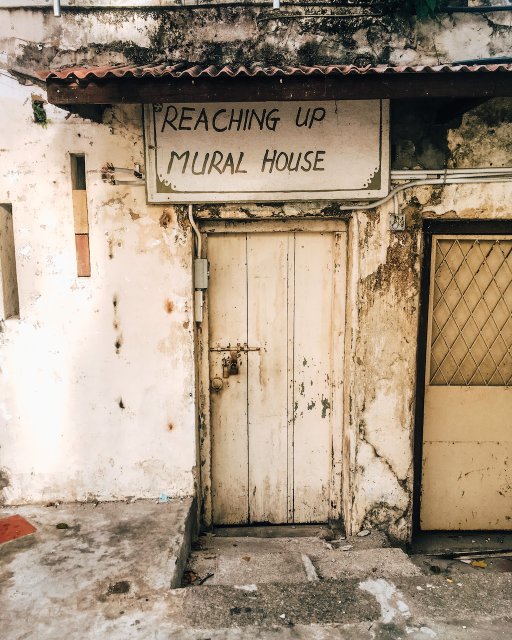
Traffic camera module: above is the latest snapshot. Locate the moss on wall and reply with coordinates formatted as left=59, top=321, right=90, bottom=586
left=391, top=98, right=512, bottom=170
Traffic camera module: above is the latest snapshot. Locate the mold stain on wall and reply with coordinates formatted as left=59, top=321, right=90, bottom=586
left=0, top=467, right=11, bottom=505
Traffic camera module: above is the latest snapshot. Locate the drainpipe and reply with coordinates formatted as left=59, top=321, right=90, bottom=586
left=53, top=0, right=61, bottom=17
left=273, top=0, right=281, bottom=8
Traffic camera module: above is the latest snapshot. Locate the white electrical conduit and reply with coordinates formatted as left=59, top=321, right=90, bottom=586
left=188, top=204, right=202, bottom=258
left=187, top=174, right=512, bottom=258
left=53, top=0, right=61, bottom=17
left=392, top=168, right=512, bottom=180
left=332, top=174, right=512, bottom=213
left=186, top=175, right=512, bottom=240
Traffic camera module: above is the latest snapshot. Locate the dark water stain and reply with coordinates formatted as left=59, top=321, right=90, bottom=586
left=107, top=580, right=130, bottom=595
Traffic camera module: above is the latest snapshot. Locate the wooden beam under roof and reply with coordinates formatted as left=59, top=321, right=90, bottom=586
left=46, top=71, right=512, bottom=105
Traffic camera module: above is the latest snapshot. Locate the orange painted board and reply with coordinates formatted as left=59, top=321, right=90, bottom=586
left=0, top=515, right=36, bottom=544
left=75, top=233, right=91, bottom=277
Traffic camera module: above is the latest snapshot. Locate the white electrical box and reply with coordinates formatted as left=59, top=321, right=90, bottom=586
left=194, top=258, right=208, bottom=290
left=194, top=290, right=203, bottom=323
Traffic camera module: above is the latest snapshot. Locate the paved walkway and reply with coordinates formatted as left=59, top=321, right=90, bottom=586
left=1, top=506, right=511, bottom=639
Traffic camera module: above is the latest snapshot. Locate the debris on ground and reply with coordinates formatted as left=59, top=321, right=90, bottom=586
left=55, top=522, right=70, bottom=530
left=0, top=515, right=37, bottom=544
left=183, top=570, right=198, bottom=584
left=317, top=529, right=336, bottom=542
left=107, top=581, right=130, bottom=595
left=357, top=530, right=371, bottom=537
left=158, top=494, right=170, bottom=503
left=301, top=554, right=319, bottom=581
left=413, top=549, right=512, bottom=576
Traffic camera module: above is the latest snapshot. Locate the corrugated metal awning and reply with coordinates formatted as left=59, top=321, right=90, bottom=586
left=40, top=62, right=512, bottom=104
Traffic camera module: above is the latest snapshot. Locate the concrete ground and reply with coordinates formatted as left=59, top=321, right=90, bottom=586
left=0, top=499, right=195, bottom=638
left=1, top=505, right=511, bottom=639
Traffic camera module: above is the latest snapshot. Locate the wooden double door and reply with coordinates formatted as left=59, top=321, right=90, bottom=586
left=206, top=227, right=346, bottom=525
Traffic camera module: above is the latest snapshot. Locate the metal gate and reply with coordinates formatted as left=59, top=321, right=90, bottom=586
left=420, top=233, right=512, bottom=530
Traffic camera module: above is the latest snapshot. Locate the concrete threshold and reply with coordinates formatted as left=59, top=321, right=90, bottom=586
left=183, top=533, right=415, bottom=587
left=411, top=530, right=512, bottom=555
left=212, top=524, right=335, bottom=538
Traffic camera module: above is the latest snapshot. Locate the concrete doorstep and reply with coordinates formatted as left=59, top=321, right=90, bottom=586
left=1, top=508, right=511, bottom=639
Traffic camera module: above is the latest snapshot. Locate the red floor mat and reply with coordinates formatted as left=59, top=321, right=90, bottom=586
left=0, top=515, right=37, bottom=544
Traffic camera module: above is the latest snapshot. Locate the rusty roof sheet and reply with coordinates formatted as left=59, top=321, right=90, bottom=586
left=40, top=62, right=512, bottom=82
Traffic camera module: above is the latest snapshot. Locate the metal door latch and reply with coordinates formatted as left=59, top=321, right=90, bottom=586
left=210, top=343, right=260, bottom=380
left=209, top=343, right=260, bottom=353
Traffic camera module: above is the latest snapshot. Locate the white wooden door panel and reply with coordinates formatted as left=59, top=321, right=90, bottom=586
left=247, top=233, right=289, bottom=523
left=293, top=233, right=334, bottom=523
left=209, top=235, right=249, bottom=524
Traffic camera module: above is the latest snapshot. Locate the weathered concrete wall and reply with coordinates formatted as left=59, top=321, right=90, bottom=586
left=1, top=3, right=512, bottom=74
left=347, top=206, right=420, bottom=542
left=1, top=5, right=512, bottom=539
left=0, top=73, right=196, bottom=504
left=345, top=98, right=512, bottom=541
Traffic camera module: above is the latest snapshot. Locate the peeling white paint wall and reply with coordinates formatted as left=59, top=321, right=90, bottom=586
left=0, top=74, right=196, bottom=503
left=0, top=6, right=511, bottom=540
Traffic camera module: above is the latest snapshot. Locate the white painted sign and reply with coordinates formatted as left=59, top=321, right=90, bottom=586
left=144, top=100, right=389, bottom=203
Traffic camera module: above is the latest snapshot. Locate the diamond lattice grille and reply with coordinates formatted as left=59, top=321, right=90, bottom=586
left=430, top=238, right=512, bottom=386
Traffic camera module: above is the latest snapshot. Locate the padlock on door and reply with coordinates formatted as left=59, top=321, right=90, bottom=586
left=228, top=350, right=239, bottom=376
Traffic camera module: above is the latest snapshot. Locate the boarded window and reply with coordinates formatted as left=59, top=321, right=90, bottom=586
left=0, top=204, right=20, bottom=319
left=70, top=154, right=91, bottom=277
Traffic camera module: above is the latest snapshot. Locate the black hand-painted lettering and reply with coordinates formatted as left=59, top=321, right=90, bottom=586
left=167, top=150, right=190, bottom=174
left=295, top=107, right=309, bottom=128
left=261, top=149, right=276, bottom=173
left=310, top=108, right=326, bottom=127
left=235, top=152, right=247, bottom=174
left=191, top=151, right=209, bottom=175
left=301, top=151, right=313, bottom=172
left=313, top=150, right=326, bottom=171
left=161, top=105, right=178, bottom=132
left=208, top=150, right=224, bottom=174
left=212, top=110, right=228, bottom=132
left=178, top=107, right=194, bottom=131
left=194, top=108, right=209, bottom=131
